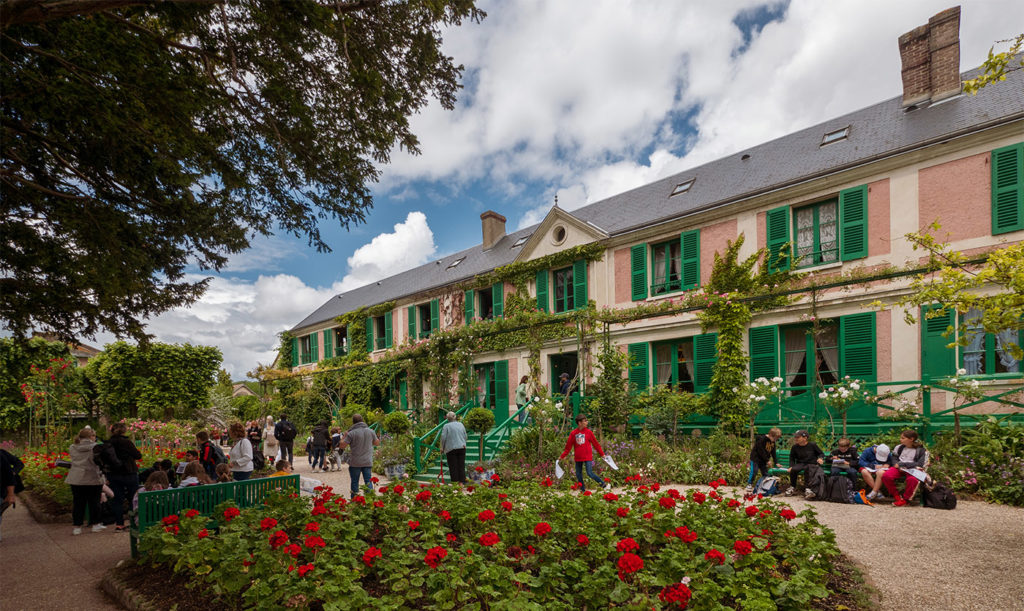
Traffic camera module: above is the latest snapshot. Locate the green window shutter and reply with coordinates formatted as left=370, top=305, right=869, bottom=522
left=407, top=306, right=416, bottom=341
left=323, top=329, right=333, bottom=359
left=839, top=185, right=869, bottom=261
left=430, top=299, right=440, bottom=333
left=766, top=206, right=791, bottom=273
left=840, top=312, right=876, bottom=382
left=693, top=333, right=718, bottom=394
left=310, top=333, right=318, bottom=362
left=572, top=259, right=588, bottom=310
left=365, top=317, right=373, bottom=353
left=630, top=243, right=648, bottom=300
left=627, top=343, right=649, bottom=392
left=492, top=282, right=504, bottom=318
left=494, top=360, right=510, bottom=423
left=748, top=326, right=779, bottom=380
left=290, top=337, right=299, bottom=367
left=680, top=230, right=700, bottom=290
left=464, top=290, right=475, bottom=325
left=992, top=143, right=1024, bottom=234
left=384, top=311, right=393, bottom=349
left=535, top=270, right=549, bottom=312
left=920, top=305, right=956, bottom=381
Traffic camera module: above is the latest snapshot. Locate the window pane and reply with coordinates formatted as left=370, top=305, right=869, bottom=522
left=818, top=201, right=838, bottom=263
left=655, top=344, right=672, bottom=385
left=795, top=207, right=814, bottom=265
left=962, top=308, right=986, bottom=375
left=815, top=325, right=839, bottom=386
left=995, top=329, right=1021, bottom=373
left=784, top=327, right=807, bottom=396
left=668, top=242, right=681, bottom=281
left=652, top=245, right=666, bottom=284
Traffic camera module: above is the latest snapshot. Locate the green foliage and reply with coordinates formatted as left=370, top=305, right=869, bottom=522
left=634, top=386, right=707, bottom=442
left=465, top=407, right=495, bottom=435
left=230, top=395, right=262, bottom=422
left=1, top=2, right=485, bottom=342
left=0, top=337, right=77, bottom=432
left=586, top=328, right=633, bottom=429
left=86, top=341, right=222, bottom=420
left=963, top=34, right=1024, bottom=95
left=929, top=417, right=1024, bottom=506
left=138, top=477, right=841, bottom=609
left=382, top=411, right=412, bottom=436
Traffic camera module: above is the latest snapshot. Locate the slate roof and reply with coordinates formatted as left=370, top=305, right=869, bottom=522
left=292, top=64, right=1024, bottom=332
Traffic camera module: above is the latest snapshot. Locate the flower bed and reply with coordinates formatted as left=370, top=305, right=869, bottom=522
left=139, top=478, right=841, bottom=609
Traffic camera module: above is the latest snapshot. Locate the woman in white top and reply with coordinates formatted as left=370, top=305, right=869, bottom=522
left=263, top=415, right=279, bottom=461
left=228, top=422, right=254, bottom=481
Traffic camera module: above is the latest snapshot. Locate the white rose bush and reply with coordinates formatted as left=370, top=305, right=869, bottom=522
left=816, top=376, right=874, bottom=436
left=735, top=377, right=785, bottom=442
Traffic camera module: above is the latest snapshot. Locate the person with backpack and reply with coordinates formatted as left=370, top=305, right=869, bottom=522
left=97, top=421, right=142, bottom=532
left=196, top=430, right=226, bottom=480
left=274, top=414, right=297, bottom=467
left=746, top=427, right=782, bottom=493
left=882, top=430, right=928, bottom=507
left=228, top=422, right=254, bottom=481
left=858, top=443, right=896, bottom=500
left=310, top=420, right=331, bottom=473
left=784, top=430, right=824, bottom=499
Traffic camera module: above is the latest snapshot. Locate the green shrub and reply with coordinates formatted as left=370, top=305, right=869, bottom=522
left=464, top=408, right=495, bottom=434
left=382, top=411, right=411, bottom=436
left=929, top=417, right=1024, bottom=506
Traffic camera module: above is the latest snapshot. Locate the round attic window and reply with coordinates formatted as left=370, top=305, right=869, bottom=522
left=552, top=225, right=567, bottom=245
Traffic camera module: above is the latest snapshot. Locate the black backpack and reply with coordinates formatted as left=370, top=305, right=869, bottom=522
left=824, top=475, right=853, bottom=503
left=804, top=464, right=828, bottom=499
left=93, top=442, right=123, bottom=473
left=210, top=442, right=228, bottom=465
left=923, top=482, right=957, bottom=510
left=277, top=420, right=297, bottom=442
left=252, top=448, right=266, bottom=471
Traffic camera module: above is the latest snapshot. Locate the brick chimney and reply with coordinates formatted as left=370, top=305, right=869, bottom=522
left=480, top=210, right=506, bottom=250
left=898, top=6, right=961, bottom=108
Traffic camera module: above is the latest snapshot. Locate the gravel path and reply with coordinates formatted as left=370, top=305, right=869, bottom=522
left=288, top=460, right=1024, bottom=611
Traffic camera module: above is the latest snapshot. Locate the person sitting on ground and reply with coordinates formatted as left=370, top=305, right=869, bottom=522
left=859, top=443, right=896, bottom=500
left=747, top=427, right=782, bottom=492
left=179, top=460, right=212, bottom=487
left=270, top=460, right=293, bottom=477
left=784, top=430, right=824, bottom=498
left=829, top=438, right=860, bottom=480
left=558, top=414, right=609, bottom=492
left=882, top=430, right=928, bottom=507
left=215, top=462, right=234, bottom=483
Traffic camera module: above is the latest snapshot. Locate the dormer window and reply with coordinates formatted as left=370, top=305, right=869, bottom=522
left=821, top=126, right=850, bottom=146
left=446, top=257, right=465, bottom=269
left=670, top=179, right=695, bottom=197
left=512, top=235, right=529, bottom=248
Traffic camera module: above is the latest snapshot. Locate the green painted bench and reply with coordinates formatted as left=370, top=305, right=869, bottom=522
left=130, top=475, right=300, bottom=557
left=766, top=450, right=858, bottom=480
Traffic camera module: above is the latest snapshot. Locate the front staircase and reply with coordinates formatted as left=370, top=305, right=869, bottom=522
left=412, top=428, right=509, bottom=483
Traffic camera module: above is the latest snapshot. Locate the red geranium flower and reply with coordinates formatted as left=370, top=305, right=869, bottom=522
left=708, top=480, right=720, bottom=489
left=705, top=549, right=725, bottom=565
left=373, top=501, right=384, bottom=508
left=161, top=514, right=179, bottom=526
left=571, top=481, right=582, bottom=490
left=284, top=543, right=301, bottom=558
left=745, top=505, right=759, bottom=517
left=541, top=477, right=553, bottom=487
left=676, top=526, right=698, bottom=543
left=352, top=495, right=366, bottom=505
left=424, top=546, right=448, bottom=568
left=371, top=477, right=379, bottom=483
left=393, top=484, right=405, bottom=495
left=666, top=488, right=681, bottom=499
left=490, top=473, right=500, bottom=482
left=501, top=501, right=513, bottom=512
left=691, top=491, right=706, bottom=504
left=734, top=540, right=753, bottom=556
left=305, top=522, right=320, bottom=531
left=223, top=507, right=241, bottom=521
left=659, top=496, right=677, bottom=509
left=297, top=563, right=314, bottom=577
left=582, top=490, right=592, bottom=496
left=479, top=532, right=500, bottom=546
left=362, top=547, right=382, bottom=567
left=475, top=466, right=484, bottom=472
left=268, top=530, right=289, bottom=549
left=416, top=490, right=432, bottom=502
left=577, top=534, right=589, bottom=546
left=311, top=504, right=328, bottom=515
left=663, top=530, right=675, bottom=538
left=780, top=508, right=797, bottom=521
left=408, top=520, right=420, bottom=530
left=184, top=509, right=199, bottom=519
left=164, top=525, right=179, bottom=535
left=446, top=533, right=457, bottom=542
left=305, top=535, right=326, bottom=550
left=727, top=498, right=741, bottom=508
left=659, top=582, right=693, bottom=608
left=197, top=528, right=209, bottom=539
left=642, top=512, right=654, bottom=520
left=651, top=483, right=661, bottom=492
left=498, top=493, right=508, bottom=499
left=439, top=510, right=452, bottom=521
left=616, top=506, right=630, bottom=517
left=260, top=517, right=278, bottom=530
left=477, top=509, right=495, bottom=522
left=533, top=522, right=551, bottom=537
left=603, top=492, right=619, bottom=502
left=616, top=537, right=639, bottom=552
left=379, top=486, right=389, bottom=494
left=617, top=552, right=643, bottom=579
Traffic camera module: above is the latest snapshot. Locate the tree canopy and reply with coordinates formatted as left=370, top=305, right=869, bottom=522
left=1, top=0, right=483, bottom=341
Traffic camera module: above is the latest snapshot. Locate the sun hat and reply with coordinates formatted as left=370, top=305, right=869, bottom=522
left=875, top=444, right=890, bottom=462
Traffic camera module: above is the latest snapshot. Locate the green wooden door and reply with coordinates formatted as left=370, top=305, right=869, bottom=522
left=494, top=360, right=509, bottom=423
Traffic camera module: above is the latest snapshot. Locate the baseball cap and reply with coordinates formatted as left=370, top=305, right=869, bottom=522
left=875, top=444, right=890, bottom=462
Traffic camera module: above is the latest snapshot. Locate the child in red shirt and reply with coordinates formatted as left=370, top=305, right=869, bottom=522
left=559, top=415, right=610, bottom=491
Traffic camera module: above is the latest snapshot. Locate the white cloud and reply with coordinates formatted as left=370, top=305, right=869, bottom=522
left=91, top=212, right=439, bottom=378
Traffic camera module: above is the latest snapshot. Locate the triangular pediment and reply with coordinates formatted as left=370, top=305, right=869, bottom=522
left=514, top=207, right=608, bottom=263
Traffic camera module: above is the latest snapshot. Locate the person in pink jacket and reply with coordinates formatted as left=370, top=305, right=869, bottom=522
left=559, top=414, right=610, bottom=491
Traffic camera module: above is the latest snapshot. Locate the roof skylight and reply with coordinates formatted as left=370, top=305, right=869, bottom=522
left=446, top=257, right=465, bottom=269
left=670, top=179, right=695, bottom=196
left=512, top=235, right=530, bottom=247
left=821, top=126, right=850, bottom=146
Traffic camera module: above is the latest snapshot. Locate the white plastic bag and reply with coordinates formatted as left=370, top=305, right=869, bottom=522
left=602, top=455, right=619, bottom=471
left=554, top=460, right=564, bottom=479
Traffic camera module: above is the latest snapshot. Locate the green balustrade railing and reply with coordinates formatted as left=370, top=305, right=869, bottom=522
left=413, top=400, right=475, bottom=472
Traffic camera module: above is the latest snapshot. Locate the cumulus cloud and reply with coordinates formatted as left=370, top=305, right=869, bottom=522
left=90, top=212, right=438, bottom=378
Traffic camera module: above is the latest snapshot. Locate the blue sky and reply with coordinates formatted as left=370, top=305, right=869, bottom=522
left=86, top=0, right=1024, bottom=377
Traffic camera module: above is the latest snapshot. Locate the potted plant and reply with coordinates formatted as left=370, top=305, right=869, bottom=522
left=378, top=412, right=413, bottom=478
left=464, top=407, right=495, bottom=467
